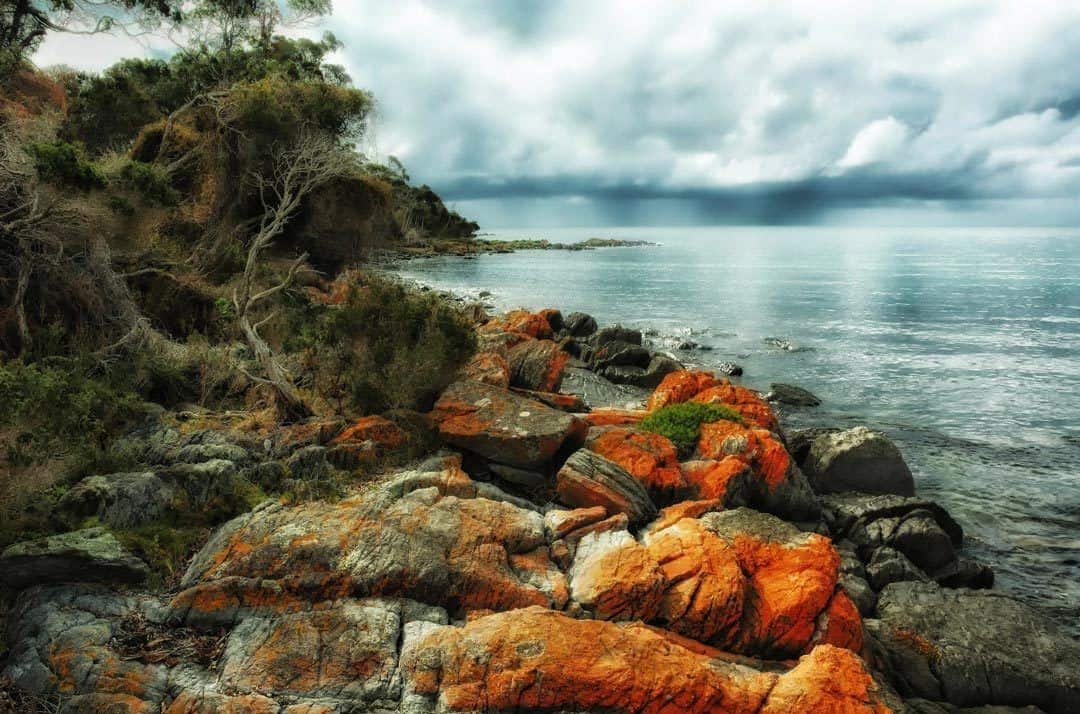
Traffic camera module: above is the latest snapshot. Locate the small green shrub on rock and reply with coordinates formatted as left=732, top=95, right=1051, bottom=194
left=640, top=401, right=744, bottom=456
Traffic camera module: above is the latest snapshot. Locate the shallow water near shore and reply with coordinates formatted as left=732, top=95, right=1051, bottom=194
left=394, top=226, right=1080, bottom=634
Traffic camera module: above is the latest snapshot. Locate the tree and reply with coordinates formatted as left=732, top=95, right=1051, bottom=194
left=1, top=0, right=181, bottom=77
left=229, top=124, right=355, bottom=418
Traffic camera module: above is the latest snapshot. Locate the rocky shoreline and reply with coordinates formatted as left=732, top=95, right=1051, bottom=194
left=379, top=236, right=657, bottom=261
left=0, top=297, right=1077, bottom=713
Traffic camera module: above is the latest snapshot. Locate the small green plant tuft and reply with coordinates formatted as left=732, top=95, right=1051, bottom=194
left=640, top=401, right=745, bottom=456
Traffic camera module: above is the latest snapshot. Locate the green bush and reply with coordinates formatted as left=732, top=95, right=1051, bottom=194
left=640, top=401, right=745, bottom=456
left=118, top=160, right=180, bottom=205
left=26, top=141, right=106, bottom=190
left=286, top=275, right=476, bottom=415
left=0, top=360, right=143, bottom=466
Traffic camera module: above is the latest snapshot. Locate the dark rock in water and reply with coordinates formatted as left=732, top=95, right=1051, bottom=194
left=478, top=290, right=492, bottom=297
left=823, top=493, right=964, bottom=547
left=675, top=340, right=699, bottom=350
left=556, top=449, right=657, bottom=526
left=804, top=427, right=916, bottom=496
left=715, top=361, right=742, bottom=375
left=559, top=366, right=649, bottom=410
left=593, top=325, right=642, bottom=347
left=929, top=558, right=994, bottom=590
left=868, top=581, right=1080, bottom=711
left=563, top=311, right=598, bottom=338
left=766, top=383, right=822, bottom=407
left=822, top=493, right=963, bottom=575
left=590, top=339, right=651, bottom=370
left=600, top=355, right=683, bottom=389
left=866, top=546, right=929, bottom=590
left=598, top=364, right=647, bottom=385
left=787, top=427, right=842, bottom=468
left=0, top=528, right=149, bottom=589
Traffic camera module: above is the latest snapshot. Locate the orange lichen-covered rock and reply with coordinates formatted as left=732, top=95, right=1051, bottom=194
left=700, top=509, right=843, bottom=658
left=644, top=518, right=745, bottom=643
left=643, top=499, right=725, bottom=534
left=566, top=507, right=855, bottom=659
left=812, top=589, right=865, bottom=652
left=681, top=457, right=752, bottom=502
left=165, top=691, right=282, bottom=713
left=646, top=370, right=722, bottom=411
left=458, top=350, right=511, bottom=387
left=583, top=408, right=647, bottom=427
left=218, top=598, right=439, bottom=705
left=587, top=426, right=688, bottom=503
left=170, top=455, right=568, bottom=624
left=696, top=420, right=820, bottom=520
left=401, top=607, right=779, bottom=714
left=432, top=380, right=586, bottom=470
left=698, top=420, right=791, bottom=490
left=691, top=381, right=780, bottom=432
left=328, top=415, right=407, bottom=461
left=507, top=338, right=569, bottom=391
left=568, top=529, right=666, bottom=621
left=759, top=644, right=899, bottom=713
left=481, top=309, right=554, bottom=340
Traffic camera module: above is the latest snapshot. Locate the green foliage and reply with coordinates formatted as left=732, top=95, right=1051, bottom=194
left=226, top=76, right=374, bottom=146
left=108, top=194, right=136, bottom=215
left=286, top=275, right=476, bottom=415
left=640, top=401, right=745, bottom=456
left=26, top=141, right=106, bottom=189
left=113, top=524, right=210, bottom=588
left=118, top=159, right=180, bottom=205
left=0, top=359, right=143, bottom=468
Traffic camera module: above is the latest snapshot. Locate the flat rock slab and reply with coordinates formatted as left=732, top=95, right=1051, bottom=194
left=0, top=527, right=148, bottom=590
left=869, top=581, right=1080, bottom=712
left=432, top=380, right=586, bottom=469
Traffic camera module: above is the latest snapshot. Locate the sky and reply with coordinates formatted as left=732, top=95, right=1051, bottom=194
left=37, top=0, right=1080, bottom=228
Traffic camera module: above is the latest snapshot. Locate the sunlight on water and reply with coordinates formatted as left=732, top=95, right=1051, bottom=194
left=394, top=226, right=1080, bottom=632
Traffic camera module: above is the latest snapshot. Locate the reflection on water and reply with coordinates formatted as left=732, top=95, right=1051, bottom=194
left=394, top=226, right=1080, bottom=632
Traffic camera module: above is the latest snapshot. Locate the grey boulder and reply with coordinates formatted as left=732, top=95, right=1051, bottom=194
left=868, top=581, right=1080, bottom=712
left=0, top=528, right=149, bottom=590
left=766, top=383, right=822, bottom=406
left=804, top=427, right=916, bottom=495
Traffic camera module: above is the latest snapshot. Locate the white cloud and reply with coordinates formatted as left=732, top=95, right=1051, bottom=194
left=837, top=117, right=912, bottom=169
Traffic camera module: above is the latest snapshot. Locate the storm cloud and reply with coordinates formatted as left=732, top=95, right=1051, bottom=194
left=39, top=1, right=1080, bottom=226
left=328, top=0, right=1080, bottom=225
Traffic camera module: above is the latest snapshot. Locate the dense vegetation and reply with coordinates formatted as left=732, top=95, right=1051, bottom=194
left=0, top=0, right=478, bottom=562
left=641, top=402, right=745, bottom=456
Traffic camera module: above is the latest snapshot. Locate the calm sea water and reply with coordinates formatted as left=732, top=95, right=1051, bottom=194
left=394, top=226, right=1080, bottom=632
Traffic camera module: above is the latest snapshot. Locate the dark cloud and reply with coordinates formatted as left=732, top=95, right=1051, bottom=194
left=331, top=2, right=1080, bottom=225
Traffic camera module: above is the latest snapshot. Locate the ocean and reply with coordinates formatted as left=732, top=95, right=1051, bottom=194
left=392, top=226, right=1080, bottom=632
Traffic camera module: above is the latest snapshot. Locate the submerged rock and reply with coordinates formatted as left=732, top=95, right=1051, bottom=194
left=0, top=528, right=148, bottom=589
left=766, top=382, right=822, bottom=406
left=804, top=426, right=916, bottom=496
left=869, top=581, right=1080, bottom=712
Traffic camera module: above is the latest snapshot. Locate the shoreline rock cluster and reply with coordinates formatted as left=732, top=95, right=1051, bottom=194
left=1, top=306, right=1077, bottom=713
